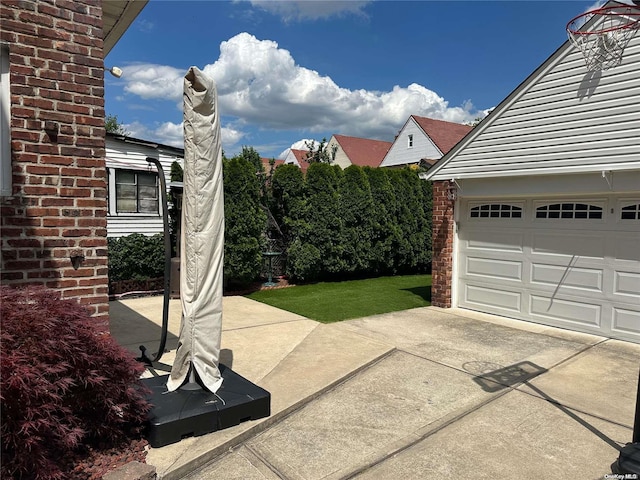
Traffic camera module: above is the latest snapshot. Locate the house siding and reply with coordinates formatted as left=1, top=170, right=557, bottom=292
left=380, top=119, right=442, bottom=168
left=328, top=136, right=351, bottom=169
left=430, top=35, right=640, bottom=180
left=105, top=137, right=181, bottom=237
left=0, top=0, right=109, bottom=327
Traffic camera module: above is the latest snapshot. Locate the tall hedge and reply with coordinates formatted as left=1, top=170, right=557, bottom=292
left=223, top=156, right=267, bottom=286
left=363, top=167, right=402, bottom=275
left=280, top=165, right=432, bottom=282
left=270, top=164, right=306, bottom=243
left=339, top=165, right=375, bottom=275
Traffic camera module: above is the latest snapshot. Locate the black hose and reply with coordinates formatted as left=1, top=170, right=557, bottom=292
left=137, top=157, right=172, bottom=365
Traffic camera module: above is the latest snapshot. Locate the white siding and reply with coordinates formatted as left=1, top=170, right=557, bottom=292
left=106, top=138, right=183, bottom=238
left=282, top=149, right=301, bottom=167
left=328, top=136, right=351, bottom=169
left=107, top=216, right=164, bottom=238
left=430, top=33, right=640, bottom=180
left=380, top=118, right=442, bottom=168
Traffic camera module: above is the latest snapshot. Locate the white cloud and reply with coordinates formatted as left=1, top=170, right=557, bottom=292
left=122, top=64, right=183, bottom=100
left=277, top=138, right=319, bottom=159
left=123, top=120, right=246, bottom=151
left=240, top=0, right=371, bottom=22
left=119, top=33, right=485, bottom=144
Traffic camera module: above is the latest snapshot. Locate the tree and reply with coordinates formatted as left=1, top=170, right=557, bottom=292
left=338, top=165, right=375, bottom=275
left=304, top=138, right=337, bottom=164
left=223, top=156, right=267, bottom=286
left=105, top=114, right=129, bottom=135
left=364, top=167, right=401, bottom=275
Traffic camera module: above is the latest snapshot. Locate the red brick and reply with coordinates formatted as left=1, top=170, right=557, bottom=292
left=45, top=279, right=78, bottom=289
left=26, top=207, right=60, bottom=217
left=41, top=197, right=73, bottom=207
left=60, top=187, right=91, bottom=197
left=62, top=228, right=91, bottom=237
left=43, top=217, right=74, bottom=227
left=63, top=267, right=94, bottom=277
left=77, top=218, right=106, bottom=227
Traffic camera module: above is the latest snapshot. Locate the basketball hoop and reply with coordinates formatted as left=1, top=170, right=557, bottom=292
left=567, top=4, right=640, bottom=71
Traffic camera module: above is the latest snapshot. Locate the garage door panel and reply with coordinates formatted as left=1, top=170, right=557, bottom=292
left=465, top=230, right=523, bottom=253
left=614, top=271, right=640, bottom=297
left=614, top=236, right=640, bottom=262
left=531, top=232, right=605, bottom=259
left=464, top=284, right=522, bottom=313
left=612, top=307, right=640, bottom=335
left=529, top=295, right=602, bottom=327
left=530, top=263, right=603, bottom=292
left=466, top=256, right=523, bottom=281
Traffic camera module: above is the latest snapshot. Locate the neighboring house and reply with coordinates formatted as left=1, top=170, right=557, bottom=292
left=424, top=7, right=640, bottom=344
left=282, top=148, right=310, bottom=174
left=380, top=115, right=473, bottom=169
left=261, top=157, right=284, bottom=174
left=327, top=134, right=392, bottom=169
left=1, top=1, right=147, bottom=327
left=106, top=133, right=184, bottom=237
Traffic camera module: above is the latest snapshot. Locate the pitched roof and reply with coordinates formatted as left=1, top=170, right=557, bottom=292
left=288, top=149, right=310, bottom=173
left=261, top=157, right=285, bottom=171
left=333, top=134, right=392, bottom=168
left=411, top=115, right=473, bottom=155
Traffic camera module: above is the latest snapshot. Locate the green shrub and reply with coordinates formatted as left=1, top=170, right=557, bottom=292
left=107, top=233, right=164, bottom=282
left=223, top=156, right=267, bottom=286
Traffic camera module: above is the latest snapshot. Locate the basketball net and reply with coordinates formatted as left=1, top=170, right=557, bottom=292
left=567, top=4, right=640, bottom=71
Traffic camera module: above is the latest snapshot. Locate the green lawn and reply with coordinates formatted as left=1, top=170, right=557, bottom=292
left=245, top=274, right=431, bottom=323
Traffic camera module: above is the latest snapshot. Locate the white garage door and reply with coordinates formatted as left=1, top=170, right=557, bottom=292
left=457, top=195, right=640, bottom=344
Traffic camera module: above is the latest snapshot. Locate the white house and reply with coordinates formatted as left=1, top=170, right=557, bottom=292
left=425, top=3, right=640, bottom=344
left=380, top=115, right=472, bottom=168
left=105, top=133, right=183, bottom=237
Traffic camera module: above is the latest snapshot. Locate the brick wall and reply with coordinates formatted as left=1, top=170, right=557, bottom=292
left=431, top=180, right=454, bottom=308
left=0, top=0, right=109, bottom=328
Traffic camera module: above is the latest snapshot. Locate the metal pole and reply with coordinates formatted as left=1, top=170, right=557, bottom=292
left=634, top=366, right=640, bottom=444
left=138, top=157, right=171, bottom=365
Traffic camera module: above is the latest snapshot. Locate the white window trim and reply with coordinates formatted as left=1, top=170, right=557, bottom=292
left=467, top=201, right=525, bottom=221
left=618, top=198, right=640, bottom=222
left=1, top=43, right=11, bottom=197
left=533, top=200, right=606, bottom=222
left=407, top=134, right=413, bottom=148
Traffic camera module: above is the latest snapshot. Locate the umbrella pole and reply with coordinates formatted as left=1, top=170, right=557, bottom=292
left=138, top=157, right=171, bottom=365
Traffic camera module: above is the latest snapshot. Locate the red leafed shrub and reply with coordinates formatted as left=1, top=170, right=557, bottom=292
left=0, top=286, right=151, bottom=479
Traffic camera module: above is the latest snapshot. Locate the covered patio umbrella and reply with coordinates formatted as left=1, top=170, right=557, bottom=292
left=166, top=66, right=224, bottom=393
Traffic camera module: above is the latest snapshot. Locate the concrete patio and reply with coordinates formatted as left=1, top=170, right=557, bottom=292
left=109, top=296, right=639, bottom=479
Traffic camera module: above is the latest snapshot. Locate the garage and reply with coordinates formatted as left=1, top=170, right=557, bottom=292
left=424, top=5, right=640, bottom=344
left=456, top=195, right=640, bottom=343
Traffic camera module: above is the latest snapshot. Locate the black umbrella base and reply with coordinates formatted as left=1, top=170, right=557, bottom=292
left=613, top=443, right=640, bottom=476
left=141, top=364, right=270, bottom=448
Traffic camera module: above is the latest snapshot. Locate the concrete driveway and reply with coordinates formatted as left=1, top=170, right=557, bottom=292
left=109, top=297, right=639, bottom=480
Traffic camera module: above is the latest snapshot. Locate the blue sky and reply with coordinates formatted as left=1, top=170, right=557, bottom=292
left=104, top=0, right=605, bottom=159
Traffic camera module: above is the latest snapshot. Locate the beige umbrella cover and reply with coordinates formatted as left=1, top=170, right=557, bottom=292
left=167, top=67, right=224, bottom=393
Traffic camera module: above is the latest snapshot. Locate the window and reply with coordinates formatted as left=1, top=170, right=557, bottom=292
left=1, top=44, right=10, bottom=196
left=621, top=204, right=640, bottom=220
left=115, top=170, right=158, bottom=214
left=407, top=134, right=413, bottom=148
left=536, top=203, right=602, bottom=219
left=470, top=204, right=523, bottom=218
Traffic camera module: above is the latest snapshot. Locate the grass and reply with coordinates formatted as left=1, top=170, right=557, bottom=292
left=246, top=274, right=431, bottom=323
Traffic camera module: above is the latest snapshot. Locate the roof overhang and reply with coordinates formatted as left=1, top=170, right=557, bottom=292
left=103, top=1, right=148, bottom=56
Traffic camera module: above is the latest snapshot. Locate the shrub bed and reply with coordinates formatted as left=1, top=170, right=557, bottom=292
left=0, top=286, right=150, bottom=479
